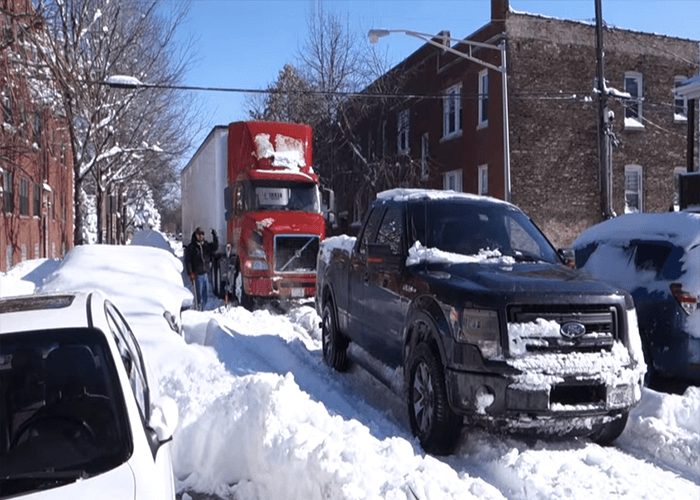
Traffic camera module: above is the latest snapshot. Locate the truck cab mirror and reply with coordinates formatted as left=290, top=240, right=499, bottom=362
left=367, top=243, right=403, bottom=270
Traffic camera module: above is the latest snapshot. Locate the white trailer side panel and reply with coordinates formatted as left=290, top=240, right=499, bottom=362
left=181, top=126, right=228, bottom=251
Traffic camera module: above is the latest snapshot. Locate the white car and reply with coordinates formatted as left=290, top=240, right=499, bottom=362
left=0, top=291, right=178, bottom=499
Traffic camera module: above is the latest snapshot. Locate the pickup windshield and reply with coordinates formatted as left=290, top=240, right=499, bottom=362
left=408, top=200, right=560, bottom=263
left=0, top=329, right=130, bottom=496
left=252, top=180, right=320, bottom=213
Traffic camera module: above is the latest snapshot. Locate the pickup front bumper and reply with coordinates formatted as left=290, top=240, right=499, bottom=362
left=444, top=366, right=641, bottom=435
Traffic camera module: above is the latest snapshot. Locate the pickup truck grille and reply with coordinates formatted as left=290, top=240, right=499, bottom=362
left=507, top=304, right=618, bottom=354
left=274, top=235, right=320, bottom=273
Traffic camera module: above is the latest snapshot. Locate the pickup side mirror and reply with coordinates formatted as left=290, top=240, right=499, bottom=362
left=558, top=247, right=575, bottom=268
left=367, top=243, right=403, bottom=270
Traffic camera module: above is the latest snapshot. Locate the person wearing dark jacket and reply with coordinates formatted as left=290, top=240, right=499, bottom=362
left=185, top=227, right=218, bottom=310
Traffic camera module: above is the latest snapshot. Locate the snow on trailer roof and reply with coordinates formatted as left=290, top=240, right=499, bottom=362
left=377, top=188, right=512, bottom=206
left=574, top=212, right=700, bottom=250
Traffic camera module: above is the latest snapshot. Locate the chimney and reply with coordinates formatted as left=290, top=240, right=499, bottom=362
left=491, top=0, right=509, bottom=22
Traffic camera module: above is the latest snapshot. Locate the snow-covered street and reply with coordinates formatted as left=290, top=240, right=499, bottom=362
left=1, top=241, right=698, bottom=499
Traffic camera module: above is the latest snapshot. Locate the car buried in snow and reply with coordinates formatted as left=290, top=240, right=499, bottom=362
left=573, top=210, right=700, bottom=387
left=0, top=291, right=178, bottom=499
left=316, top=189, right=646, bottom=454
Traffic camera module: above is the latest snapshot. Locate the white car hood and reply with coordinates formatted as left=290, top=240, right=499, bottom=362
left=19, top=462, right=134, bottom=499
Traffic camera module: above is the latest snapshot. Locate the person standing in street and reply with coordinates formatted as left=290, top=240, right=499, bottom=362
left=184, top=227, right=218, bottom=310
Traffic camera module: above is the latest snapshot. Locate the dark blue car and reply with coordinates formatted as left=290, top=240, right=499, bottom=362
left=573, top=212, right=700, bottom=386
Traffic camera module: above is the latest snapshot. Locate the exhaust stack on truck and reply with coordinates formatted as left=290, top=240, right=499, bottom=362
left=181, top=121, right=326, bottom=309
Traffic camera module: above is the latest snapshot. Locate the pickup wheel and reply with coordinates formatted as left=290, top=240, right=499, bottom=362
left=322, top=302, right=349, bottom=371
left=407, top=342, right=461, bottom=455
left=589, top=411, right=629, bottom=446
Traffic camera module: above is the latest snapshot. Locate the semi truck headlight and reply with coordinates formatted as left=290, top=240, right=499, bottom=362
left=456, top=308, right=501, bottom=358
left=245, top=259, right=269, bottom=271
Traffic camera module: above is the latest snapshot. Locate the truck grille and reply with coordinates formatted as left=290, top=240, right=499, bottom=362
left=507, top=304, right=618, bottom=354
left=274, top=235, right=320, bottom=273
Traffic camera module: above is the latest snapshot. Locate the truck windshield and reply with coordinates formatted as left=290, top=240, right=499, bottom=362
left=252, top=180, right=320, bottom=213
left=408, top=200, right=560, bottom=263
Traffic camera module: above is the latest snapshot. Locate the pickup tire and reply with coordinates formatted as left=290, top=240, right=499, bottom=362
left=589, top=411, right=629, bottom=446
left=322, top=302, right=349, bottom=371
left=407, top=342, right=461, bottom=455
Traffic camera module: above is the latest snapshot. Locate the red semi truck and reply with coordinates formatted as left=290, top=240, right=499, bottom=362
left=181, top=121, right=328, bottom=308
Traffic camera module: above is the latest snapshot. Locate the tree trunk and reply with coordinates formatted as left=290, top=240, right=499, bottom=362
left=96, top=185, right=104, bottom=244
left=73, top=174, right=83, bottom=246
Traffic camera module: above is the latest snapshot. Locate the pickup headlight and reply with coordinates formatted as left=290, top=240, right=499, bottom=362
left=455, top=308, right=501, bottom=359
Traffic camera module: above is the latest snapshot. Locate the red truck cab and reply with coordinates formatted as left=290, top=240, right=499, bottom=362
left=221, top=121, right=325, bottom=308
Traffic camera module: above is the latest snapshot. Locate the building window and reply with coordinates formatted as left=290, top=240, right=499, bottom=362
left=443, top=169, right=463, bottom=192
left=32, top=112, right=42, bottom=146
left=352, top=197, right=364, bottom=228
left=19, top=178, right=29, bottom=215
left=33, top=183, right=41, bottom=217
left=674, top=76, right=688, bottom=122
left=381, top=120, right=387, bottom=157
left=624, top=164, right=643, bottom=213
left=2, top=90, right=11, bottom=124
left=478, top=164, right=489, bottom=195
left=624, top=72, right=644, bottom=129
left=420, top=133, right=429, bottom=180
left=442, top=83, right=462, bottom=138
left=478, top=70, right=489, bottom=128
left=3, top=170, right=14, bottom=213
left=397, top=109, right=410, bottom=154
left=673, top=166, right=686, bottom=209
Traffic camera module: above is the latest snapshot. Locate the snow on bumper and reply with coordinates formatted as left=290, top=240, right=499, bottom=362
left=446, top=341, right=644, bottom=434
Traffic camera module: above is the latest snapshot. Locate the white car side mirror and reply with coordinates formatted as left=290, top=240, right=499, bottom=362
left=149, top=396, right=179, bottom=442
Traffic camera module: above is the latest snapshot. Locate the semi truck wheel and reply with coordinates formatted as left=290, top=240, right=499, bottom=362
left=407, top=342, right=461, bottom=455
left=234, top=270, right=254, bottom=310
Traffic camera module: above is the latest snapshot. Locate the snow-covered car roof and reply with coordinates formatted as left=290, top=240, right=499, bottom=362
left=574, top=211, right=700, bottom=250
left=0, top=291, right=96, bottom=334
left=377, top=188, right=513, bottom=207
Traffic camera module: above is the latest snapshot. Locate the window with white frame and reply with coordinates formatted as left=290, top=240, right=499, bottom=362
left=624, top=72, right=644, bottom=128
left=352, top=197, right=363, bottom=227
left=19, top=177, right=29, bottom=216
left=673, top=166, right=686, bottom=209
left=420, top=133, right=430, bottom=180
left=442, top=83, right=462, bottom=138
left=478, top=69, right=489, bottom=128
left=443, top=169, right=463, bottom=192
left=478, top=164, right=489, bottom=195
left=624, top=164, right=643, bottom=213
left=674, top=76, right=688, bottom=122
left=397, top=109, right=410, bottom=154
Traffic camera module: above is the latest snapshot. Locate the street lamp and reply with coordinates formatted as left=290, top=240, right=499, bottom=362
left=368, top=29, right=511, bottom=202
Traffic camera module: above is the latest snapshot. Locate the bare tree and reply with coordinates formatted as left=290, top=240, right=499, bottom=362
left=23, top=0, right=193, bottom=244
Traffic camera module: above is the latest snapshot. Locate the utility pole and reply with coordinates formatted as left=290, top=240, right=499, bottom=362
left=595, top=0, right=614, bottom=219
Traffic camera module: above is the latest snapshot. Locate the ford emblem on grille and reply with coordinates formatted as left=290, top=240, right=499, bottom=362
left=560, top=321, right=586, bottom=339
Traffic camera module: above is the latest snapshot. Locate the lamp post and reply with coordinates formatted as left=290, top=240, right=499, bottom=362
left=368, top=29, right=511, bottom=202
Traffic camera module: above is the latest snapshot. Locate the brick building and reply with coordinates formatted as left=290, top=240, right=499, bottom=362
left=0, top=0, right=73, bottom=272
left=334, top=0, right=699, bottom=246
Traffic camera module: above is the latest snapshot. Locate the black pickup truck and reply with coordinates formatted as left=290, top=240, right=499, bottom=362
left=316, top=189, right=646, bottom=454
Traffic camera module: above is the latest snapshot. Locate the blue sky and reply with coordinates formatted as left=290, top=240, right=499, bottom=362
left=175, top=0, right=699, bottom=149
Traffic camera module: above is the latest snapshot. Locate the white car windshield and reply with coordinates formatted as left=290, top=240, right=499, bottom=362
left=0, top=329, right=131, bottom=496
